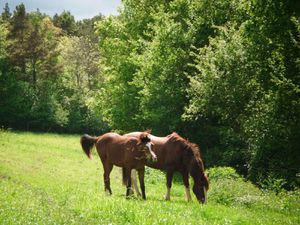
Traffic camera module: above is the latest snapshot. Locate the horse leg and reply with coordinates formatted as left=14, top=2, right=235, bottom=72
left=165, top=169, right=174, bottom=201
left=125, top=168, right=133, bottom=198
left=137, top=167, right=146, bottom=199
left=182, top=170, right=192, bottom=202
left=132, top=169, right=141, bottom=196
left=103, top=162, right=113, bottom=195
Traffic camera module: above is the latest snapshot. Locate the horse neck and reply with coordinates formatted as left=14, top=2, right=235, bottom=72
left=189, top=157, right=205, bottom=183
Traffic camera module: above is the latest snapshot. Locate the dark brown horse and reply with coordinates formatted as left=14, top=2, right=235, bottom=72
left=125, top=132, right=209, bottom=203
left=80, top=132, right=156, bottom=199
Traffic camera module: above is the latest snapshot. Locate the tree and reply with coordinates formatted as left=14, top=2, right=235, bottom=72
left=96, top=15, right=141, bottom=131
left=0, top=17, right=34, bottom=129
left=241, top=0, right=300, bottom=187
left=97, top=0, right=300, bottom=187
left=1, top=3, right=107, bottom=133
left=96, top=0, right=242, bottom=134
left=58, top=36, right=101, bottom=89
left=7, top=3, right=29, bottom=79
left=76, top=14, right=103, bottom=42
left=57, top=35, right=107, bottom=133
left=53, top=11, right=76, bottom=35
left=2, top=4, right=67, bottom=130
left=1, top=3, right=11, bottom=21
left=27, top=14, right=62, bottom=85
left=0, top=19, right=8, bottom=59
left=96, top=0, right=193, bottom=133
left=184, top=24, right=259, bottom=172
left=184, top=0, right=300, bottom=187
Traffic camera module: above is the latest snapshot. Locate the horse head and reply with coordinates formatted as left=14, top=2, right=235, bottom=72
left=138, top=132, right=157, bottom=161
left=192, top=170, right=209, bottom=204
left=186, top=144, right=209, bottom=204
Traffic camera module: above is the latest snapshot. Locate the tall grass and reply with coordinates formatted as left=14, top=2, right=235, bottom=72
left=0, top=130, right=299, bottom=224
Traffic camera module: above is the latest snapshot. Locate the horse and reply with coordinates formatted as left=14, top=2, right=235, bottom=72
left=124, top=132, right=209, bottom=203
left=80, top=132, right=157, bottom=199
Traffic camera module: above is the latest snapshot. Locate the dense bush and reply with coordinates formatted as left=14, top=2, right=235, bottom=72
left=207, top=167, right=300, bottom=211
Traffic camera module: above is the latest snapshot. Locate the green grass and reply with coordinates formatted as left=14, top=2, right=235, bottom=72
left=0, top=130, right=299, bottom=224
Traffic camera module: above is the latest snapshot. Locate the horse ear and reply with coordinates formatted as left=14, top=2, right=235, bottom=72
left=139, top=132, right=151, bottom=144
left=145, top=129, right=152, bottom=134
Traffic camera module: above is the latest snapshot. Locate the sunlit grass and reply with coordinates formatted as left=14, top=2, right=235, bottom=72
left=0, top=130, right=299, bottom=224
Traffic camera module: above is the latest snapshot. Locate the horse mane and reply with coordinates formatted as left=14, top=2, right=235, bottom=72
left=167, top=132, right=201, bottom=158
left=168, top=132, right=206, bottom=182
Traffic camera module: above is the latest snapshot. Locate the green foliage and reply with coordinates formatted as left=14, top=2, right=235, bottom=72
left=183, top=0, right=300, bottom=187
left=96, top=0, right=197, bottom=134
left=184, top=24, right=256, bottom=173
left=94, top=0, right=300, bottom=188
left=208, top=167, right=241, bottom=180
left=7, top=3, right=29, bottom=75
left=259, top=176, right=288, bottom=194
left=75, top=15, right=103, bottom=41
left=0, top=71, right=34, bottom=128
left=207, top=166, right=300, bottom=218
left=58, top=36, right=102, bottom=90
left=96, top=15, right=141, bottom=131
left=0, top=0, right=299, bottom=189
left=57, top=35, right=107, bottom=133
left=0, top=19, right=8, bottom=58
left=1, top=3, right=11, bottom=21
left=0, top=3, right=107, bottom=134
left=52, top=11, right=77, bottom=35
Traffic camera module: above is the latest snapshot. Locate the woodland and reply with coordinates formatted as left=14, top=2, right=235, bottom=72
left=0, top=0, right=299, bottom=189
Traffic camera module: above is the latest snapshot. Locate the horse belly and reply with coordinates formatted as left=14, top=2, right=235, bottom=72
left=106, top=147, right=126, bottom=167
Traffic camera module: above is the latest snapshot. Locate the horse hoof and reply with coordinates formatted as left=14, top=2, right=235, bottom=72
left=126, top=195, right=135, bottom=200
left=105, top=190, right=112, bottom=196
left=129, top=189, right=134, bottom=195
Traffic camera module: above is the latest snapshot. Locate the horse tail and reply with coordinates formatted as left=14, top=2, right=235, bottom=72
left=80, top=134, right=98, bottom=159
left=122, top=167, right=127, bottom=186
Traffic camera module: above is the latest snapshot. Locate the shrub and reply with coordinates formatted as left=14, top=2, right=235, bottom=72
left=207, top=167, right=262, bottom=206
left=207, top=166, right=241, bottom=180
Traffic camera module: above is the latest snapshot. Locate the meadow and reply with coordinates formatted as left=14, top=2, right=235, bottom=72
left=0, top=130, right=299, bottom=224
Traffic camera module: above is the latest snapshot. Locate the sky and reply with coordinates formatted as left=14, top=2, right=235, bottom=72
left=0, top=0, right=122, bottom=20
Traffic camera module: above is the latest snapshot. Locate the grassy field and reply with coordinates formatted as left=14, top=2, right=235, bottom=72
left=0, top=130, right=299, bottom=224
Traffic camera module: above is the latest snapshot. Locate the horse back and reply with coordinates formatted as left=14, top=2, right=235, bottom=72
left=96, top=132, right=142, bottom=167
left=125, top=132, right=167, bottom=145
left=126, top=132, right=183, bottom=169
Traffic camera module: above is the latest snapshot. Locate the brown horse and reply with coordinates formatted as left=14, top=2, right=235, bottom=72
left=80, top=132, right=156, bottom=199
left=125, top=132, right=209, bottom=203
